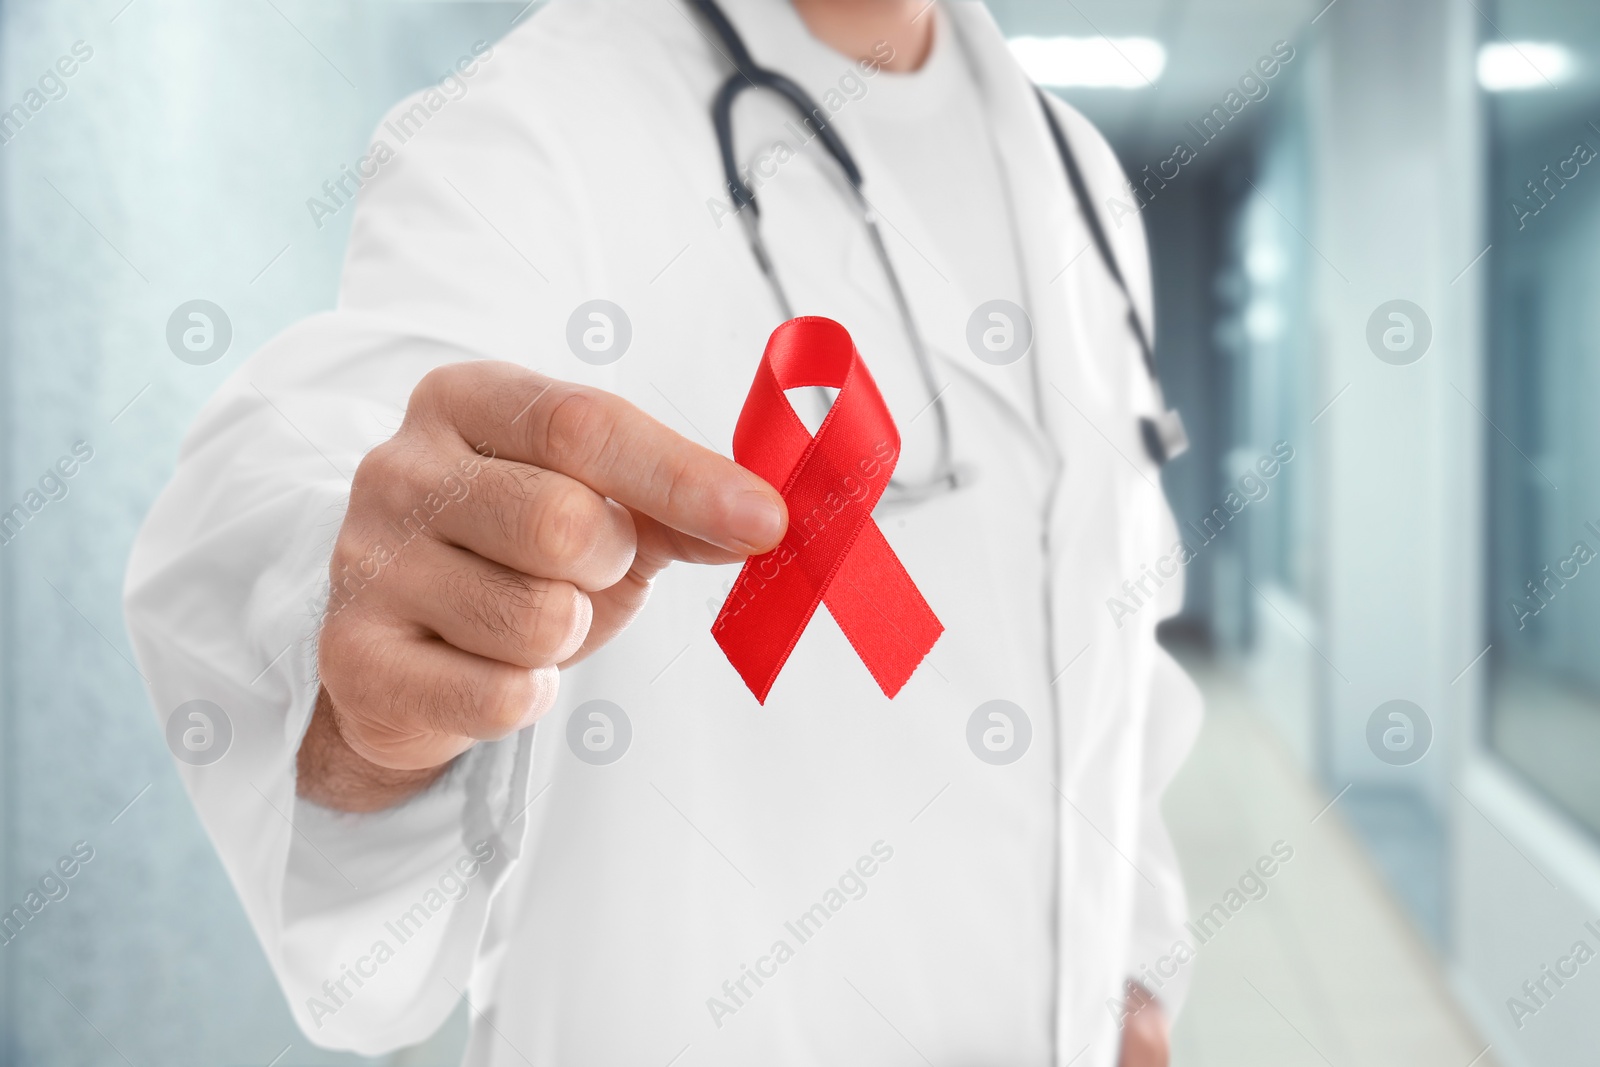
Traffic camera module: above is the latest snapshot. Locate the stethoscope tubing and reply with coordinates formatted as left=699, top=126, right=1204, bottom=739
left=689, top=0, right=1183, bottom=499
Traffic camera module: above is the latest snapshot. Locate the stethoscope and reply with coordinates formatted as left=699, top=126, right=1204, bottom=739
left=688, top=0, right=1188, bottom=507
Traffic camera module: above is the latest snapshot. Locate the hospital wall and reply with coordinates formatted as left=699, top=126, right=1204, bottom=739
left=0, top=3, right=520, bottom=1062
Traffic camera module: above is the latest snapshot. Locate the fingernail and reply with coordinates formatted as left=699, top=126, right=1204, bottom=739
left=728, top=488, right=785, bottom=551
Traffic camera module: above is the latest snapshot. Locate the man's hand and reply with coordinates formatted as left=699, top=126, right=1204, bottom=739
left=1118, top=981, right=1171, bottom=1067
left=298, top=361, right=787, bottom=811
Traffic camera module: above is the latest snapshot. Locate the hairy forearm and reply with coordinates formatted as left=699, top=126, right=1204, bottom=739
left=295, top=687, right=451, bottom=813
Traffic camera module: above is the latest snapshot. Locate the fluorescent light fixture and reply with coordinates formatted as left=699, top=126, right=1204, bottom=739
left=1245, top=242, right=1284, bottom=285
left=1477, top=41, right=1572, bottom=91
left=1008, top=35, right=1166, bottom=89
left=1245, top=300, right=1282, bottom=343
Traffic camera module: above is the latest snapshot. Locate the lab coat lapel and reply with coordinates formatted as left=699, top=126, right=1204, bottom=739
left=952, top=0, right=1155, bottom=606
left=954, top=8, right=1177, bottom=1061
left=947, top=2, right=1106, bottom=413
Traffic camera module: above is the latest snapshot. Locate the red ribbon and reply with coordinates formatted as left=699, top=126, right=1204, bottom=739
left=712, top=317, right=943, bottom=703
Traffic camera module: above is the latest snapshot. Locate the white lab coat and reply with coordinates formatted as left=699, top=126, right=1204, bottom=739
left=124, top=1, right=1202, bottom=1064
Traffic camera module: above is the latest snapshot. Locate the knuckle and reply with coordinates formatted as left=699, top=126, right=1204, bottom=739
left=489, top=464, right=550, bottom=549
left=353, top=439, right=430, bottom=522
left=429, top=668, right=481, bottom=732
left=410, top=361, right=471, bottom=415
left=498, top=574, right=554, bottom=651
left=439, top=567, right=513, bottom=639
left=537, top=585, right=590, bottom=661
left=325, top=536, right=387, bottom=620
left=326, top=534, right=365, bottom=580
left=531, top=485, right=599, bottom=573
left=441, top=567, right=577, bottom=664
left=350, top=442, right=399, bottom=503
left=649, top=450, right=697, bottom=516
left=476, top=668, right=543, bottom=737
left=410, top=364, right=448, bottom=409
left=315, top=615, right=386, bottom=730
left=538, top=388, right=613, bottom=471
left=511, top=580, right=578, bottom=664
left=410, top=360, right=528, bottom=437
left=316, top=610, right=358, bottom=680
left=583, top=508, right=638, bottom=591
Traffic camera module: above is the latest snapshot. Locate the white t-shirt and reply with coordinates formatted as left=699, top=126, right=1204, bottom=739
left=847, top=8, right=1028, bottom=312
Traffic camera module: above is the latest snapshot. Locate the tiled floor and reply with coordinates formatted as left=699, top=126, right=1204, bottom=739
left=1166, top=657, right=1497, bottom=1067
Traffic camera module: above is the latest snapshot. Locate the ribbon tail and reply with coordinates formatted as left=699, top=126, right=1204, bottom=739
left=824, top=525, right=943, bottom=698
left=711, top=557, right=827, bottom=705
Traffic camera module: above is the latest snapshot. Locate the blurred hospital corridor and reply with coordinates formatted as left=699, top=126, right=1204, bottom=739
left=1162, top=651, right=1497, bottom=1067
left=4, top=0, right=1600, bottom=1063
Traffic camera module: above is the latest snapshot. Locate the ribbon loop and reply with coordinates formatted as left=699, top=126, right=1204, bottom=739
left=712, top=317, right=943, bottom=703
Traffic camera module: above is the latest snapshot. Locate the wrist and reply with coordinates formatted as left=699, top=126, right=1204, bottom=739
left=296, top=686, right=452, bottom=812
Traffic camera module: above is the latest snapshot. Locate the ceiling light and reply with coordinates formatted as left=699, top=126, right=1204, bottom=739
left=1008, top=36, right=1166, bottom=89
left=1245, top=242, right=1285, bottom=285
left=1477, top=41, right=1572, bottom=91
left=1245, top=300, right=1282, bottom=343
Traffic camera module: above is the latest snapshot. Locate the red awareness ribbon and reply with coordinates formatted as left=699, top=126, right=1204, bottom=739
left=712, top=317, right=943, bottom=704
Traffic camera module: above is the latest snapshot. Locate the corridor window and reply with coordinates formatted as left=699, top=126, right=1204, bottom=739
left=1483, top=22, right=1600, bottom=837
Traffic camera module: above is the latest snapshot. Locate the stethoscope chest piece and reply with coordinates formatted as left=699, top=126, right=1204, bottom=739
left=1141, top=409, right=1189, bottom=466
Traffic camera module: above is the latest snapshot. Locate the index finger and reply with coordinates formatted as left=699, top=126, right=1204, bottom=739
left=413, top=361, right=788, bottom=555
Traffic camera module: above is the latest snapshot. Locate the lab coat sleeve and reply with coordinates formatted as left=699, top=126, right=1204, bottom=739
left=123, top=315, right=538, bottom=1053
left=124, top=62, right=592, bottom=1053
left=1125, top=643, right=1204, bottom=1016
left=1047, top=97, right=1205, bottom=1018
